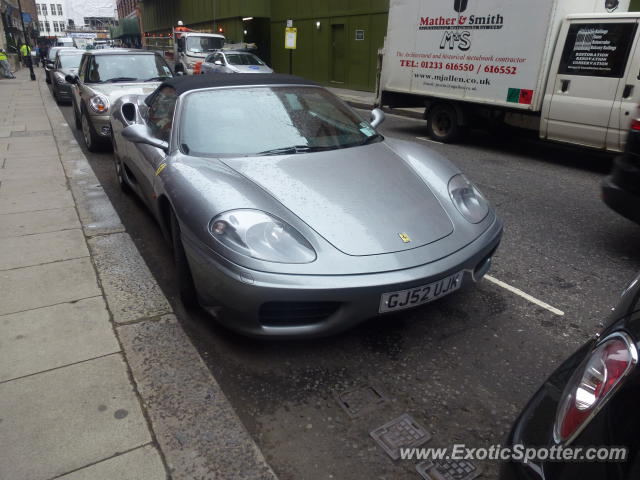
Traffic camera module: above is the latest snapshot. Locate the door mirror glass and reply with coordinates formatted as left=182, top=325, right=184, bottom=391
left=214, top=60, right=223, bottom=66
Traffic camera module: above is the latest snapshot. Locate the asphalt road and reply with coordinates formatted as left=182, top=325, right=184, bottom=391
left=55, top=91, right=640, bottom=479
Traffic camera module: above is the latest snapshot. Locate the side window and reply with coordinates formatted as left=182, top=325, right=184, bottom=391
left=148, top=87, right=178, bottom=142
left=205, top=54, right=215, bottom=63
left=85, top=57, right=101, bottom=83
left=214, top=53, right=223, bottom=64
left=558, top=22, right=638, bottom=78
left=78, top=56, right=88, bottom=82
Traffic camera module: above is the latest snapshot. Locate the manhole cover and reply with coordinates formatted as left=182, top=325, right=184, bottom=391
left=416, top=459, right=481, bottom=480
left=370, top=413, right=431, bottom=460
left=334, top=385, right=387, bottom=418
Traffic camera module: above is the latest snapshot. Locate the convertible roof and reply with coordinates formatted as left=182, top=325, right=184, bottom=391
left=159, top=74, right=318, bottom=95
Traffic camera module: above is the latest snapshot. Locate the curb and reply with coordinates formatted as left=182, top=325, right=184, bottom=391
left=38, top=78, right=278, bottom=480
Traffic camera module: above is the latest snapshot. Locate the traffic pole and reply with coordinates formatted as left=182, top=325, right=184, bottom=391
left=17, top=0, right=36, bottom=81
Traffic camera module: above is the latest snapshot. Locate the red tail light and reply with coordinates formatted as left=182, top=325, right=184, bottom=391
left=631, top=118, right=640, bottom=131
left=554, top=332, right=637, bottom=444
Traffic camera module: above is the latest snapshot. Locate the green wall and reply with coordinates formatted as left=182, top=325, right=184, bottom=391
left=142, top=0, right=389, bottom=91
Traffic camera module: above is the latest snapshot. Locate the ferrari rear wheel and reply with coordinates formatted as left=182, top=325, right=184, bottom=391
left=170, top=209, right=198, bottom=307
left=113, top=147, right=131, bottom=194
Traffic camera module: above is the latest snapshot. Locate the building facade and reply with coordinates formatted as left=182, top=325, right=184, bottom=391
left=2, top=0, right=39, bottom=50
left=36, top=1, right=67, bottom=39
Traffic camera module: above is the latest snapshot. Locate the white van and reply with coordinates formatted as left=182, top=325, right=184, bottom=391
left=56, top=37, right=75, bottom=47
left=378, top=0, right=640, bottom=152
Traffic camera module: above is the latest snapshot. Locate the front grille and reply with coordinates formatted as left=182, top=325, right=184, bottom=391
left=259, top=301, right=341, bottom=326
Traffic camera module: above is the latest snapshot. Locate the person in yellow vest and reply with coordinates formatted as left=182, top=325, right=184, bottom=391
left=19, top=43, right=31, bottom=67
left=0, top=48, right=15, bottom=79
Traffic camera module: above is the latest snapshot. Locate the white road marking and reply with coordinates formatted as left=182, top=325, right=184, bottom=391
left=484, top=275, right=565, bottom=316
left=416, top=136, right=443, bottom=144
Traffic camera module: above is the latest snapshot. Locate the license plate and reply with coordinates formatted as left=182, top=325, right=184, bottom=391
left=379, top=272, right=463, bottom=313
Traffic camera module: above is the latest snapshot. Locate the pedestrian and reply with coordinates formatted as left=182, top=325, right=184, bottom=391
left=40, top=46, right=48, bottom=68
left=0, top=48, right=16, bottom=78
left=33, top=45, right=40, bottom=67
left=19, top=43, right=31, bottom=67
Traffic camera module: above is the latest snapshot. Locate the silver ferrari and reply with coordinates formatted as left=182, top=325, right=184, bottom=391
left=110, top=74, right=503, bottom=338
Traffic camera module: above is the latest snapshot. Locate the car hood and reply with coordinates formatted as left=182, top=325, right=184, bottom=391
left=231, top=65, right=273, bottom=74
left=90, top=82, right=161, bottom=103
left=219, top=142, right=454, bottom=256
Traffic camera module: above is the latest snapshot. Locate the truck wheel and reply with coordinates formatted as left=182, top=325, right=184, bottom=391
left=427, top=103, right=462, bottom=143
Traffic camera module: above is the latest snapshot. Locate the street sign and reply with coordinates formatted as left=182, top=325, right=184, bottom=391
left=286, top=19, right=293, bottom=28
left=285, top=27, right=297, bottom=49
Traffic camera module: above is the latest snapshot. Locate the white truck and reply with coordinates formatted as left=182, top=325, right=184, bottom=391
left=174, top=31, right=226, bottom=75
left=378, top=0, right=640, bottom=152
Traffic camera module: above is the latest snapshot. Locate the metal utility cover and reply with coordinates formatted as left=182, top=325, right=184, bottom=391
left=370, top=413, right=431, bottom=460
left=416, top=459, right=481, bottom=480
left=334, top=385, right=387, bottom=418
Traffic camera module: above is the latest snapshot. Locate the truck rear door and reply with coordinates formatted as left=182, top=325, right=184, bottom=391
left=608, top=18, right=640, bottom=151
left=542, top=18, right=638, bottom=149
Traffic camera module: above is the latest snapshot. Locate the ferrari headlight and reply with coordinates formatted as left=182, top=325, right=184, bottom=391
left=209, top=209, right=316, bottom=263
left=448, top=174, right=489, bottom=223
left=89, top=95, right=109, bottom=114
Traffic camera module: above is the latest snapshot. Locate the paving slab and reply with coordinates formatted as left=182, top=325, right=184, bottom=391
left=57, top=445, right=166, bottom=480
left=0, top=187, right=74, bottom=214
left=0, top=354, right=151, bottom=480
left=0, top=297, right=120, bottom=382
left=118, top=315, right=277, bottom=480
left=0, top=207, right=79, bottom=237
left=88, top=233, right=170, bottom=323
left=0, top=175, right=68, bottom=195
left=0, top=228, right=88, bottom=270
left=0, top=257, right=101, bottom=315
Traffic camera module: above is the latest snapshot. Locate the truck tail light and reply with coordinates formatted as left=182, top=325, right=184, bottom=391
left=631, top=118, right=640, bottom=131
left=554, top=332, right=637, bottom=444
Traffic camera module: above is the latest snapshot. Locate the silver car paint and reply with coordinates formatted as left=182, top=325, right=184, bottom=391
left=200, top=51, right=273, bottom=75
left=111, top=84, right=503, bottom=338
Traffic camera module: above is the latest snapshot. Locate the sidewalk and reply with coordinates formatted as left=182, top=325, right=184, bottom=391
left=0, top=70, right=276, bottom=479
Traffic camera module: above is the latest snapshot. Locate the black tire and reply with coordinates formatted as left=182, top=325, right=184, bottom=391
left=80, top=108, right=105, bottom=152
left=45, top=70, right=51, bottom=84
left=427, top=103, right=462, bottom=143
left=170, top=209, right=198, bottom=307
left=72, top=98, right=82, bottom=129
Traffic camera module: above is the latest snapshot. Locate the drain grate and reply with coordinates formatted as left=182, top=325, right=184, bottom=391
left=334, top=385, right=387, bottom=418
left=370, top=413, right=431, bottom=460
left=10, top=130, right=52, bottom=137
left=416, top=459, right=481, bottom=480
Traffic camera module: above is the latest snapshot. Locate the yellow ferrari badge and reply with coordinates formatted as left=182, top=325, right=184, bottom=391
left=399, top=233, right=411, bottom=243
left=155, top=163, right=167, bottom=176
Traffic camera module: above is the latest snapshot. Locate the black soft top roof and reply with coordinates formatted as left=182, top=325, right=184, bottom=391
left=159, top=73, right=318, bottom=95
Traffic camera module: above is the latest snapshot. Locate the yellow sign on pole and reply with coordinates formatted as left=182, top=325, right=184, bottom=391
left=285, top=27, right=297, bottom=49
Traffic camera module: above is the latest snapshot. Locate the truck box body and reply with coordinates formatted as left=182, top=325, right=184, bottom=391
left=380, top=0, right=631, bottom=112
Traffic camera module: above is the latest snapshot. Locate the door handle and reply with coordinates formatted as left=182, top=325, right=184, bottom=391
left=623, top=84, right=634, bottom=99
left=560, top=79, right=570, bottom=93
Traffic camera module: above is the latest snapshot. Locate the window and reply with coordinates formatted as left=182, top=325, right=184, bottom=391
left=57, top=4, right=63, bottom=15
left=42, top=4, right=47, bottom=15
left=50, top=4, right=56, bottom=15
left=148, top=87, right=178, bottom=142
left=36, top=4, right=41, bottom=15
left=53, top=22, right=59, bottom=32
left=559, top=22, right=638, bottom=78
left=44, top=21, right=50, bottom=32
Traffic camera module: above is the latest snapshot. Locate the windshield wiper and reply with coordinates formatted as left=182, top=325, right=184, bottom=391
left=144, top=76, right=170, bottom=82
left=256, top=145, right=335, bottom=156
left=105, top=77, right=139, bottom=83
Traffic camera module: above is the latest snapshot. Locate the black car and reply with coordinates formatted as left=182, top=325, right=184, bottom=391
left=500, top=272, right=640, bottom=479
left=50, top=50, right=83, bottom=104
left=602, top=114, right=640, bottom=225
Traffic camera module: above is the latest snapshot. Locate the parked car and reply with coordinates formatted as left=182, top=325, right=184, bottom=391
left=110, top=74, right=503, bottom=338
left=602, top=110, right=640, bottom=225
left=500, top=271, right=640, bottom=479
left=50, top=50, right=83, bottom=104
left=200, top=50, right=273, bottom=74
left=66, top=49, right=173, bottom=152
left=44, top=46, right=75, bottom=84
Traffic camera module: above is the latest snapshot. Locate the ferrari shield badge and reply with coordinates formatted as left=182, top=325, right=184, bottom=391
left=399, top=233, right=411, bottom=243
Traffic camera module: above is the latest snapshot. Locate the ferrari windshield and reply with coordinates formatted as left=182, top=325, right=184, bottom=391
left=186, top=36, right=225, bottom=52
left=180, top=86, right=380, bottom=156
